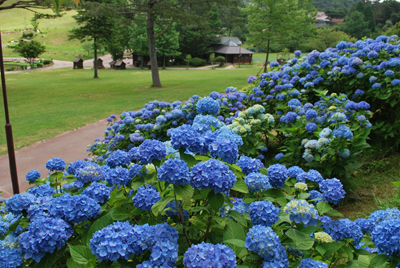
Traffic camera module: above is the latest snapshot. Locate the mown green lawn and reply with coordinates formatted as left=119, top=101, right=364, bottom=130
left=0, top=67, right=259, bottom=154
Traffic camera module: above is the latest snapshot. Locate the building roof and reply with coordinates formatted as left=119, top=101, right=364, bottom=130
left=73, top=58, right=83, bottom=62
left=316, top=11, right=330, bottom=22
left=114, top=60, right=125, bottom=66
left=213, top=46, right=254, bottom=55
left=331, top=18, right=345, bottom=23
left=214, top=37, right=242, bottom=46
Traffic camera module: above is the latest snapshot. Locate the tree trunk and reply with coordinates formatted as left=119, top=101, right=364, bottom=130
left=163, top=54, right=166, bottom=69
left=147, top=4, right=162, bottom=87
left=94, top=38, right=98, bottom=79
left=264, top=39, right=270, bottom=73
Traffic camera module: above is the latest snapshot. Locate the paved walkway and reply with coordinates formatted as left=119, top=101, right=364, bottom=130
left=0, top=119, right=107, bottom=198
left=4, top=54, right=229, bottom=74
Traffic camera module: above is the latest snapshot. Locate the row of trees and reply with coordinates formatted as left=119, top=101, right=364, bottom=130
left=69, top=0, right=246, bottom=86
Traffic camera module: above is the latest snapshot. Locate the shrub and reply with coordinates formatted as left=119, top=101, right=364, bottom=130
left=215, top=56, right=225, bottom=66
left=42, top=59, right=53, bottom=65
left=36, top=62, right=43, bottom=68
left=190, top=57, right=203, bottom=66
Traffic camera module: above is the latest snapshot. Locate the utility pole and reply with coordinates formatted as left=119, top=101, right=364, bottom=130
left=0, top=31, right=19, bottom=194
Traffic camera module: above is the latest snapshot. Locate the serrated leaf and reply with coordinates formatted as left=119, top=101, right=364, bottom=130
left=369, top=254, right=389, bottom=268
left=232, top=179, right=249, bottom=193
left=208, top=191, right=224, bottom=211
left=320, top=241, right=345, bottom=256
left=174, top=184, right=194, bottom=204
left=228, top=210, right=247, bottom=227
left=179, top=149, right=198, bottom=168
left=69, top=245, right=95, bottom=265
left=285, top=229, right=314, bottom=250
left=316, top=201, right=332, bottom=215
left=66, top=259, right=86, bottom=268
left=111, top=207, right=131, bottom=221
left=223, top=239, right=245, bottom=248
left=152, top=196, right=175, bottom=216
left=358, top=255, right=371, bottom=268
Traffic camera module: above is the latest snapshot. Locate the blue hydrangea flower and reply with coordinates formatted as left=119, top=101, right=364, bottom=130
left=90, top=221, right=138, bottom=261
left=371, top=219, right=400, bottom=256
left=76, top=162, right=104, bottom=183
left=245, top=225, right=288, bottom=262
left=319, top=178, right=345, bottom=204
left=192, top=115, right=224, bottom=134
left=284, top=199, right=319, bottom=226
left=132, top=186, right=161, bottom=211
left=45, top=157, right=66, bottom=172
left=19, top=217, right=73, bottom=263
left=354, top=218, right=373, bottom=233
left=189, top=159, right=236, bottom=194
left=367, top=208, right=400, bottom=233
left=305, top=123, right=317, bottom=133
left=157, top=159, right=189, bottom=186
left=216, top=127, right=244, bottom=148
left=82, top=182, right=111, bottom=204
left=129, top=163, right=145, bottom=178
left=106, top=150, right=131, bottom=168
left=196, top=97, right=220, bottom=115
left=26, top=170, right=41, bottom=182
left=323, top=219, right=363, bottom=243
left=27, top=184, right=55, bottom=197
left=267, top=164, right=288, bottom=189
left=209, top=137, right=239, bottom=164
left=245, top=172, right=272, bottom=193
left=309, top=190, right=323, bottom=204
left=332, top=125, right=353, bottom=140
left=305, top=109, right=318, bottom=121
left=136, top=139, right=167, bottom=165
left=183, top=242, right=237, bottom=268
left=275, top=153, right=284, bottom=161
left=337, top=148, right=350, bottom=158
left=62, top=194, right=101, bottom=224
left=249, top=201, right=280, bottom=227
left=0, top=248, right=23, bottom=268
left=280, top=112, right=297, bottom=124
left=66, top=160, right=88, bottom=176
left=298, top=259, right=328, bottom=268
left=319, top=128, right=332, bottom=138
left=107, top=166, right=131, bottom=187
left=170, top=125, right=205, bottom=154
left=288, top=166, right=304, bottom=178
left=6, top=193, right=35, bottom=215
left=165, top=201, right=189, bottom=220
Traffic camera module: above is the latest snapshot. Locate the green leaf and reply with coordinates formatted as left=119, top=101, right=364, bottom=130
left=232, top=179, right=249, bottom=193
left=369, top=254, right=389, bottom=268
left=320, top=241, right=345, bottom=257
left=207, top=191, right=224, bottom=211
left=152, top=196, right=175, bottom=216
left=358, top=255, right=371, bottom=268
left=223, top=239, right=245, bottom=248
left=66, top=259, right=86, bottom=268
left=223, top=219, right=246, bottom=256
left=392, top=181, right=400, bottom=187
left=285, top=229, right=314, bottom=251
left=69, top=245, right=95, bottom=265
left=325, top=209, right=344, bottom=217
left=179, top=149, right=198, bottom=168
left=84, top=212, right=114, bottom=247
left=111, top=207, right=131, bottom=221
left=316, top=201, right=332, bottom=215
left=174, top=184, right=194, bottom=203
left=228, top=210, right=248, bottom=227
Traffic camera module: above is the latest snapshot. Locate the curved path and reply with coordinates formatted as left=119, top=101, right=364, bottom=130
left=0, top=119, right=107, bottom=198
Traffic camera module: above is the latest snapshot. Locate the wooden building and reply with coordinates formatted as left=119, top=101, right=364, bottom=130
left=73, top=58, right=84, bottom=69
left=114, top=60, right=126, bottom=70
left=212, top=37, right=254, bottom=64
left=94, top=58, right=104, bottom=69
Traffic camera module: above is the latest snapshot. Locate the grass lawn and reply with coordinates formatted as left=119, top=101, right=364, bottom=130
left=0, top=66, right=259, bottom=155
left=1, top=9, right=94, bottom=61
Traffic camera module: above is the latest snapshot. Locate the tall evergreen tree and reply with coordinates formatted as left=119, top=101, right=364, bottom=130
left=340, top=10, right=371, bottom=39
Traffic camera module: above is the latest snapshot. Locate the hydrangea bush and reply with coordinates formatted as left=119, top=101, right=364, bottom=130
left=1, top=36, right=400, bottom=268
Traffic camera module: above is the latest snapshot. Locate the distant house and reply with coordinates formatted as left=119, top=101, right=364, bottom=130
left=212, top=37, right=254, bottom=64
left=114, top=60, right=126, bottom=70
left=314, top=12, right=345, bottom=27
left=331, top=18, right=345, bottom=24
left=315, top=11, right=331, bottom=27
left=73, top=58, right=83, bottom=69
